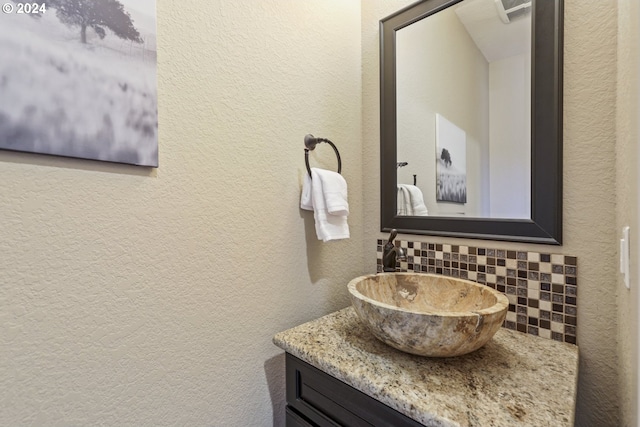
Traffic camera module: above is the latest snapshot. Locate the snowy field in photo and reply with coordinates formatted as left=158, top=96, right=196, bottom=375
left=0, top=5, right=158, bottom=166
left=436, top=159, right=467, bottom=203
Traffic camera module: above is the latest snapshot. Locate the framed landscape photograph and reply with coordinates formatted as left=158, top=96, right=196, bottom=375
left=435, top=113, right=467, bottom=204
left=0, top=0, right=158, bottom=167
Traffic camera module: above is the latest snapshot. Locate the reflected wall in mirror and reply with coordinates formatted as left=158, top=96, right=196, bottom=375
left=396, top=0, right=531, bottom=218
left=380, top=0, right=563, bottom=244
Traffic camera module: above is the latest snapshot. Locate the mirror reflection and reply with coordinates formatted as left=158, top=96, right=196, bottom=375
left=395, top=0, right=531, bottom=219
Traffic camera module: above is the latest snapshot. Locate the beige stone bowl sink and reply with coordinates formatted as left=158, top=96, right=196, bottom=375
left=347, top=273, right=509, bottom=357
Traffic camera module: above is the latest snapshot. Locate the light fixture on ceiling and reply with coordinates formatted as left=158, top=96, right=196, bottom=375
left=494, top=0, right=531, bottom=24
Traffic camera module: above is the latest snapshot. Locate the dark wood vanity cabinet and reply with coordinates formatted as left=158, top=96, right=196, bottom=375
left=285, top=353, right=424, bottom=427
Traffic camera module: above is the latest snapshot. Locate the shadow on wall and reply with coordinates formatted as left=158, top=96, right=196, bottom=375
left=301, top=207, right=326, bottom=283
left=299, top=177, right=351, bottom=284
left=264, top=353, right=286, bottom=427
left=0, top=147, right=156, bottom=177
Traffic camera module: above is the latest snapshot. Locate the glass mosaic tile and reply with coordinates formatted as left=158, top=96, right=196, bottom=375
left=376, top=239, right=578, bottom=345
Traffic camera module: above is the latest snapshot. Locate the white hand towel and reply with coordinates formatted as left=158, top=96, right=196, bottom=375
left=397, top=185, right=411, bottom=215
left=301, top=173, right=314, bottom=211
left=404, top=184, right=428, bottom=216
left=314, top=168, right=349, bottom=216
left=397, top=184, right=428, bottom=216
left=300, top=168, right=350, bottom=242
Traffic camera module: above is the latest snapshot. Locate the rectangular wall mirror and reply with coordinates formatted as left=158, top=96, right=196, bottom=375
left=380, top=0, right=563, bottom=244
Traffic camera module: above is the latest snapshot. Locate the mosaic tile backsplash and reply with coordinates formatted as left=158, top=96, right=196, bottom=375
left=376, top=239, right=578, bottom=345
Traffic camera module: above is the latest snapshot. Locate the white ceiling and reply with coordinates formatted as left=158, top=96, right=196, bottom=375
left=454, top=0, right=531, bottom=62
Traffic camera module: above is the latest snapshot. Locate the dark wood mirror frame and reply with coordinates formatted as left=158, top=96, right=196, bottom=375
left=380, top=0, right=563, bottom=244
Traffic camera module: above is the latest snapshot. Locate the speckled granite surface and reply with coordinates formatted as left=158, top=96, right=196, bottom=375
left=273, top=307, right=578, bottom=427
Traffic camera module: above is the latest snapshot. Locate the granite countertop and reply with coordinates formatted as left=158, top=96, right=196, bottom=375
left=273, top=307, right=578, bottom=427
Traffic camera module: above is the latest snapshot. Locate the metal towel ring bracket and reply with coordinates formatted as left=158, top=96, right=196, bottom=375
left=304, top=134, right=342, bottom=178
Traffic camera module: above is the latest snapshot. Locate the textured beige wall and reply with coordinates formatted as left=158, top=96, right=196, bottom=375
left=363, top=0, right=621, bottom=425
left=616, top=0, right=639, bottom=425
left=0, top=1, right=363, bottom=425
left=1, top=0, right=632, bottom=425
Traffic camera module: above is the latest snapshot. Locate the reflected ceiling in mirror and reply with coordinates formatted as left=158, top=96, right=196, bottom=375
left=396, top=0, right=531, bottom=219
left=380, top=0, right=563, bottom=244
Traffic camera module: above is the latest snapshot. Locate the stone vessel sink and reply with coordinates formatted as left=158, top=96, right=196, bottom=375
left=347, top=273, right=509, bottom=357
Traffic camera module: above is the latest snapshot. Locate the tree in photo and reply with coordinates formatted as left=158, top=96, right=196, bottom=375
left=440, top=148, right=452, bottom=167
left=50, top=0, right=142, bottom=44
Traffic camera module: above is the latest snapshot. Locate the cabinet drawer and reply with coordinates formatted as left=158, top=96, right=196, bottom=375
left=286, top=354, right=424, bottom=427
left=286, top=406, right=316, bottom=427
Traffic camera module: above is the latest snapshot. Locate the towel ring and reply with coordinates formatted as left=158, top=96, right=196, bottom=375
left=304, top=134, right=342, bottom=178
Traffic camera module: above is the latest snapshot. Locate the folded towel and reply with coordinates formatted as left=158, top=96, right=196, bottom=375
left=397, top=184, right=428, bottom=216
left=397, top=185, right=411, bottom=215
left=301, top=168, right=350, bottom=242
left=317, top=169, right=349, bottom=216
left=301, top=174, right=313, bottom=211
left=404, top=184, right=428, bottom=216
